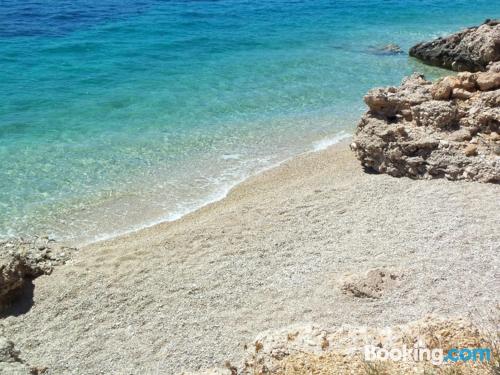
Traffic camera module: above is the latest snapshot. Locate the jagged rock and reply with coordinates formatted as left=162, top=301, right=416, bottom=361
left=362, top=75, right=432, bottom=120
left=351, top=63, right=500, bottom=183
left=409, top=19, right=500, bottom=72
left=0, top=238, right=76, bottom=307
left=412, top=100, right=458, bottom=128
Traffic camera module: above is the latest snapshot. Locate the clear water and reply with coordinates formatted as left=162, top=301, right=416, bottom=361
left=1, top=1, right=498, bottom=243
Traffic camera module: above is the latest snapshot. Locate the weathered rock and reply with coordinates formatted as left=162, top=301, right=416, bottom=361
left=238, top=317, right=486, bottom=374
left=451, top=88, right=472, bottom=100
left=409, top=19, right=500, bottom=72
left=0, top=238, right=76, bottom=307
left=362, top=74, right=432, bottom=120
left=456, top=72, right=478, bottom=90
left=369, top=43, right=404, bottom=55
left=341, top=269, right=402, bottom=299
left=449, top=128, right=472, bottom=142
left=476, top=70, right=500, bottom=91
left=352, top=64, right=500, bottom=183
left=431, top=81, right=452, bottom=100
left=464, top=144, right=478, bottom=156
left=412, top=100, right=458, bottom=128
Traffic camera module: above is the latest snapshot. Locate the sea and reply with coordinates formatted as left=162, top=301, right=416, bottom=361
left=1, top=0, right=498, bottom=243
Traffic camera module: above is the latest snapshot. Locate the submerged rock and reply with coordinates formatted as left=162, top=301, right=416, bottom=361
left=369, top=43, right=404, bottom=56
left=351, top=62, right=500, bottom=183
left=0, top=237, right=76, bottom=307
left=409, top=19, right=500, bottom=72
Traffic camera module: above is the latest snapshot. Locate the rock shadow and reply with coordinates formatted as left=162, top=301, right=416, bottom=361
left=0, top=280, right=35, bottom=318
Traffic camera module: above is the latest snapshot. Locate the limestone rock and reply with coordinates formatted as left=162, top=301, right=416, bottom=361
left=238, top=317, right=485, bottom=374
left=352, top=63, right=500, bottom=183
left=409, top=19, right=500, bottom=72
left=412, top=100, right=458, bottom=128
left=476, top=70, right=500, bottom=91
left=464, top=144, right=478, bottom=156
left=451, top=88, right=472, bottom=100
left=0, top=238, right=76, bottom=307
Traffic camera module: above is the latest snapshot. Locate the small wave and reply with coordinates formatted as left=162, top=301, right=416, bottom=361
left=221, top=154, right=241, bottom=160
left=81, top=130, right=353, bottom=246
left=312, top=131, right=351, bottom=151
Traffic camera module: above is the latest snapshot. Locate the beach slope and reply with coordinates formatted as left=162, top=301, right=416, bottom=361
left=2, top=141, right=499, bottom=374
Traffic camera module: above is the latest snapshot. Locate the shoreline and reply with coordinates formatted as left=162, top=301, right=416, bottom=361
left=4, top=139, right=499, bottom=374
left=75, top=131, right=352, bottom=247
left=81, top=135, right=349, bottom=248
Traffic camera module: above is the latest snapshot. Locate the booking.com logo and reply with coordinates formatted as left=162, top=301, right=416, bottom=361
left=364, top=341, right=491, bottom=365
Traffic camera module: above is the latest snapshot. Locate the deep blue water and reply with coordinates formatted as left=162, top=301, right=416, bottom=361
left=1, top=1, right=499, bottom=242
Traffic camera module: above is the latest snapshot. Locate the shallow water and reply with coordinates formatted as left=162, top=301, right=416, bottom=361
left=1, top=1, right=498, bottom=242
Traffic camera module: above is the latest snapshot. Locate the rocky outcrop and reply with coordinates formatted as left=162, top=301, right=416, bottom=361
left=190, top=314, right=498, bottom=374
left=237, top=316, right=490, bottom=374
left=0, top=238, right=76, bottom=307
left=351, top=62, right=500, bottom=183
left=409, top=19, right=500, bottom=72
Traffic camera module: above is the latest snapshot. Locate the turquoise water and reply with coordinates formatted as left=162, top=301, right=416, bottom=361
left=1, top=1, right=499, bottom=242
